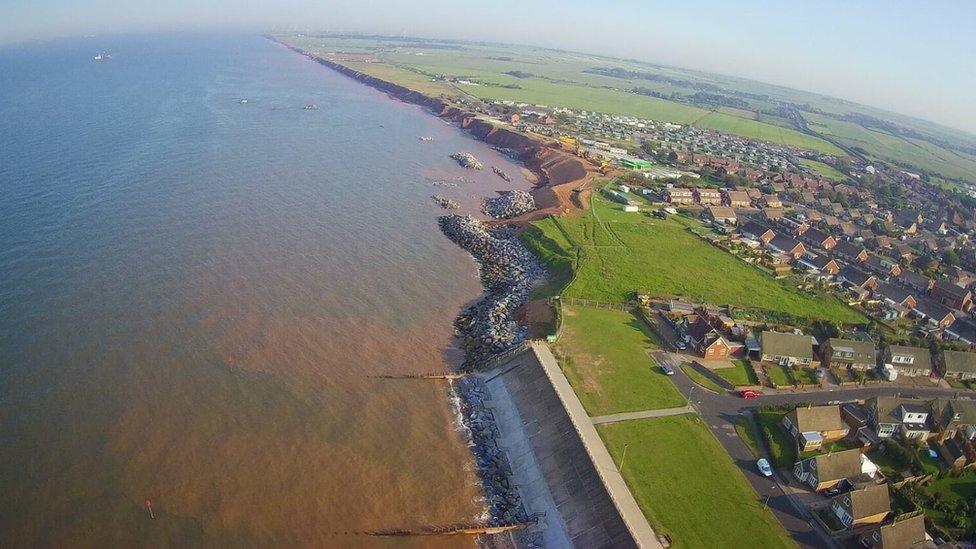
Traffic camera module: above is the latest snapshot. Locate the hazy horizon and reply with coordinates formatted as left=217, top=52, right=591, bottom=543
left=4, top=0, right=975, bottom=136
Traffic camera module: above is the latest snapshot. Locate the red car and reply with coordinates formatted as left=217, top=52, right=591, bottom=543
left=739, top=390, right=762, bottom=399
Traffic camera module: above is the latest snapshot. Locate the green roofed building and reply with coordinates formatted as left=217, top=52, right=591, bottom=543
left=620, top=157, right=653, bottom=170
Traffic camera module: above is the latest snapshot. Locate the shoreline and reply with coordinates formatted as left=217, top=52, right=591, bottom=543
left=266, top=36, right=598, bottom=226
left=269, top=36, right=590, bottom=540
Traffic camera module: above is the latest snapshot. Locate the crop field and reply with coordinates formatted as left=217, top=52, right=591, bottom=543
left=523, top=193, right=864, bottom=324
left=598, top=416, right=794, bottom=548
left=553, top=305, right=685, bottom=415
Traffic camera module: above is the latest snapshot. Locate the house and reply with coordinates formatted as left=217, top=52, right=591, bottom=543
left=894, top=211, right=921, bottom=235
left=941, top=350, right=976, bottom=380
left=682, top=315, right=734, bottom=361
left=866, top=397, right=931, bottom=440
left=834, top=240, right=869, bottom=263
left=783, top=405, right=849, bottom=451
left=665, top=187, right=695, bottom=205
left=763, top=207, right=785, bottom=221
left=838, top=266, right=878, bottom=294
left=800, top=228, right=837, bottom=251
left=694, top=187, right=723, bottom=205
left=799, top=253, right=840, bottom=277
left=897, top=270, right=933, bottom=293
left=937, top=431, right=976, bottom=469
left=863, top=256, right=902, bottom=278
left=821, top=338, right=877, bottom=370
left=912, top=298, right=956, bottom=330
left=761, top=194, right=782, bottom=208
left=857, top=513, right=927, bottom=549
left=705, top=205, right=737, bottom=225
left=739, top=220, right=776, bottom=244
left=760, top=331, right=814, bottom=366
left=931, top=398, right=976, bottom=441
left=882, top=345, right=932, bottom=377
left=873, top=281, right=917, bottom=311
left=842, top=403, right=882, bottom=451
left=793, top=448, right=867, bottom=491
left=722, top=189, right=751, bottom=208
left=767, top=235, right=806, bottom=261
left=830, top=483, right=890, bottom=529
left=931, top=279, right=972, bottom=311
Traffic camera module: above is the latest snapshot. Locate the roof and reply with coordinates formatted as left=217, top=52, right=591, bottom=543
left=724, top=190, right=750, bottom=202
left=913, top=298, right=954, bottom=323
left=871, top=397, right=930, bottom=424
left=943, top=350, right=976, bottom=374
left=769, top=234, right=802, bottom=253
left=898, top=269, right=931, bottom=289
left=761, top=331, right=813, bottom=359
left=876, top=514, right=927, bottom=548
left=838, top=483, right=891, bottom=520
left=708, top=205, right=736, bottom=220
left=809, top=448, right=863, bottom=482
left=792, top=405, right=846, bottom=433
left=826, top=338, right=877, bottom=363
left=808, top=254, right=837, bottom=270
left=839, top=266, right=874, bottom=287
left=834, top=240, right=866, bottom=258
left=740, top=220, right=773, bottom=238
left=935, top=398, right=976, bottom=426
left=933, top=279, right=970, bottom=301
left=886, top=345, right=931, bottom=370
left=874, top=281, right=913, bottom=305
left=803, top=228, right=832, bottom=244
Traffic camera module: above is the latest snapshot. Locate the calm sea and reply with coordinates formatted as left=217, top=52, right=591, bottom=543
left=0, top=32, right=533, bottom=547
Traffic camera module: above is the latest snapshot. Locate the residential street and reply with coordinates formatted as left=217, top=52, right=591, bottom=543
left=651, top=349, right=975, bottom=549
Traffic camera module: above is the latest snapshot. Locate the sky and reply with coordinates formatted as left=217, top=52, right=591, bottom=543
left=4, top=0, right=976, bottom=135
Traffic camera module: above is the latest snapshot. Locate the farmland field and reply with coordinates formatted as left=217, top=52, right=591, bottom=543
left=598, top=416, right=794, bottom=548
left=695, top=111, right=844, bottom=155
left=523, top=192, right=865, bottom=324
left=552, top=305, right=685, bottom=415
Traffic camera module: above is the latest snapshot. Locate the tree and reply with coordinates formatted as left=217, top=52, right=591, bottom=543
left=944, top=249, right=960, bottom=267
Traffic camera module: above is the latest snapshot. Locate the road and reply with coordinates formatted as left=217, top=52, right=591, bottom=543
left=651, top=349, right=972, bottom=549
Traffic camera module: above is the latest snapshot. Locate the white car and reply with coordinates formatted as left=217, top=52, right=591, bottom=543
left=757, top=458, right=773, bottom=477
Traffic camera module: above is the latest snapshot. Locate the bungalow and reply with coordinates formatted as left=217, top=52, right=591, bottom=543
left=800, top=228, right=837, bottom=251
left=866, top=397, right=931, bottom=440
left=799, top=253, right=840, bottom=277
left=722, top=189, right=751, bottom=208
left=937, top=431, right=976, bottom=469
left=931, top=279, right=972, bottom=311
left=857, top=513, right=927, bottom=549
left=912, top=298, right=956, bottom=330
left=705, top=205, right=737, bottom=225
left=783, top=405, right=849, bottom=451
left=821, top=338, right=877, bottom=370
left=882, top=345, right=931, bottom=377
left=767, top=235, right=806, bottom=261
left=892, top=243, right=915, bottom=264
left=896, top=270, right=933, bottom=293
left=761, top=194, right=782, bottom=208
left=762, top=207, right=785, bottom=221
left=665, top=187, right=695, bottom=205
left=838, top=266, right=877, bottom=294
left=760, top=331, right=814, bottom=367
left=694, top=187, right=723, bottom=205
left=833, top=240, right=869, bottom=263
left=894, top=211, right=921, bottom=235
left=873, top=281, right=917, bottom=311
left=830, top=483, right=890, bottom=529
left=941, top=350, right=976, bottom=380
left=863, top=256, right=902, bottom=278
left=739, top=220, right=776, bottom=244
left=793, top=448, right=866, bottom=491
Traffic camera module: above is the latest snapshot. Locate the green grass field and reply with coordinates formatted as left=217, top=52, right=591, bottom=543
left=523, top=193, right=864, bottom=324
left=736, top=416, right=764, bottom=458
left=799, top=158, right=849, bottom=181
left=599, top=416, right=794, bottom=548
left=695, top=111, right=843, bottom=155
left=680, top=364, right=724, bottom=393
left=553, top=305, right=685, bottom=415
left=714, top=360, right=759, bottom=386
left=755, top=409, right=796, bottom=468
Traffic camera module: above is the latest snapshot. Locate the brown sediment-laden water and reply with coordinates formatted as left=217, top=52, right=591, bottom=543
left=0, top=33, right=536, bottom=547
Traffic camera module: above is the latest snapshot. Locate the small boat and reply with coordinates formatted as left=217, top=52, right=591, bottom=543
left=492, top=166, right=512, bottom=182
left=418, top=136, right=433, bottom=142
left=93, top=52, right=111, bottom=61
left=239, top=98, right=248, bottom=104
left=303, top=104, right=318, bottom=110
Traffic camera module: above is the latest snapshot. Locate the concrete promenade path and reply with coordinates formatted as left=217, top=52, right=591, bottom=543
left=590, top=405, right=696, bottom=425
left=530, top=341, right=664, bottom=549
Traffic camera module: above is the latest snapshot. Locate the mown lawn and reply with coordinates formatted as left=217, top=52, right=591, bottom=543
left=766, top=364, right=794, bottom=387
left=680, top=364, right=724, bottom=393
left=736, top=416, right=764, bottom=458
left=599, top=416, right=794, bottom=548
left=553, top=305, right=685, bottom=415
left=523, top=193, right=864, bottom=325
left=755, top=409, right=797, bottom=468
left=714, top=360, right=759, bottom=386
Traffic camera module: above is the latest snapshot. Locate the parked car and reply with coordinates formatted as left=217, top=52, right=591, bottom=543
left=675, top=340, right=687, bottom=350
left=661, top=364, right=675, bottom=376
left=757, top=458, right=773, bottom=477
left=739, top=389, right=761, bottom=399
